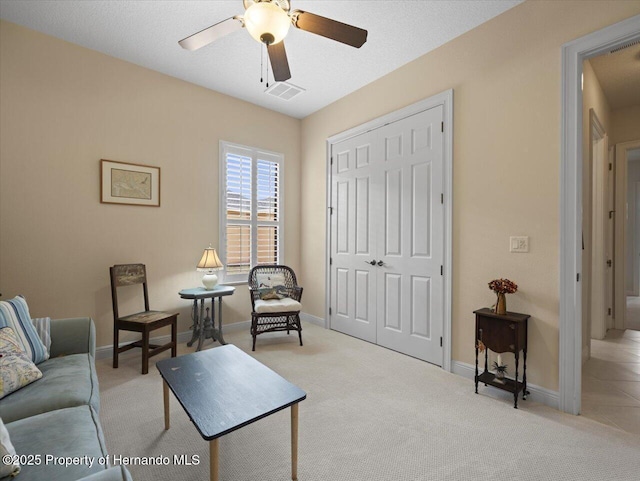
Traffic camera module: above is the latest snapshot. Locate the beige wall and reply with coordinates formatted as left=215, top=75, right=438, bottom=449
left=300, top=1, right=640, bottom=391
left=611, top=104, right=640, bottom=146
left=0, top=21, right=301, bottom=348
left=581, top=58, right=612, bottom=358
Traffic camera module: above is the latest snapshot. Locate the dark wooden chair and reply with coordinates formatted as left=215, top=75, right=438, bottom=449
left=248, top=265, right=303, bottom=351
left=110, top=264, right=178, bottom=374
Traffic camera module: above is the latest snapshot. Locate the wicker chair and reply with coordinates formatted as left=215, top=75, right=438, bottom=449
left=248, top=265, right=303, bottom=351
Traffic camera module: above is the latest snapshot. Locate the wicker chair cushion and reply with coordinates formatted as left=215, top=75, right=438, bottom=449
left=254, top=298, right=302, bottom=314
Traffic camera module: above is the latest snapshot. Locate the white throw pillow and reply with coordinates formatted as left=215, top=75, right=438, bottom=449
left=255, top=273, right=286, bottom=289
left=0, top=327, right=43, bottom=400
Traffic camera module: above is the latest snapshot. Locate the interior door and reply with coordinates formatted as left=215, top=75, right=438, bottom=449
left=375, top=107, right=444, bottom=365
left=330, top=105, right=445, bottom=366
left=330, top=131, right=380, bottom=343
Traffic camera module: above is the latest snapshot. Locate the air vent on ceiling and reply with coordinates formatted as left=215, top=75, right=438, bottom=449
left=265, top=81, right=305, bottom=101
left=610, top=40, right=640, bottom=54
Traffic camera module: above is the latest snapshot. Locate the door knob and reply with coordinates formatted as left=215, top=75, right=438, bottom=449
left=365, top=260, right=377, bottom=266
left=377, top=260, right=385, bottom=267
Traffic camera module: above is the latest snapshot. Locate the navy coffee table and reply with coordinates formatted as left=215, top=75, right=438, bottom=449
left=157, top=345, right=306, bottom=481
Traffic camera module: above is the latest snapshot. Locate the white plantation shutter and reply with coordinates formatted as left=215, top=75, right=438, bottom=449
left=256, top=160, right=279, bottom=222
left=226, top=154, right=252, bottom=220
left=220, top=142, right=283, bottom=283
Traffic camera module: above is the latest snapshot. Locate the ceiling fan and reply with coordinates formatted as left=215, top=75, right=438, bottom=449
left=179, top=0, right=368, bottom=83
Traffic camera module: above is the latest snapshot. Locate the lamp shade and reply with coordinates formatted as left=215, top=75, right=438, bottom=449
left=244, top=1, right=291, bottom=45
left=197, top=245, right=223, bottom=271
left=197, top=245, right=223, bottom=290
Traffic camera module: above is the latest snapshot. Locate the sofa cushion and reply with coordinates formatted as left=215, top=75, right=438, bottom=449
left=0, top=416, right=20, bottom=478
left=254, top=297, right=302, bottom=313
left=81, top=466, right=133, bottom=481
left=0, top=296, right=48, bottom=364
left=0, top=353, right=99, bottom=423
left=0, top=327, right=43, bottom=400
left=6, top=405, right=107, bottom=481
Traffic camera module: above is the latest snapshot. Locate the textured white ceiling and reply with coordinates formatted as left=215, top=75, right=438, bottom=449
left=0, top=0, right=523, bottom=119
left=589, top=43, right=640, bottom=110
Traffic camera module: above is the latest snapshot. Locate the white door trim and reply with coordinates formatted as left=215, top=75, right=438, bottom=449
left=325, top=89, right=454, bottom=372
left=589, top=109, right=607, bottom=341
left=559, top=14, right=640, bottom=415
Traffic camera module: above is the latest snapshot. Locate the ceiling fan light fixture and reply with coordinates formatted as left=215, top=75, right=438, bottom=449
left=244, top=1, right=291, bottom=45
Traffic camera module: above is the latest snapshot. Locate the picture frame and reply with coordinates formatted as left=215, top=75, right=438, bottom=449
left=100, top=159, right=161, bottom=207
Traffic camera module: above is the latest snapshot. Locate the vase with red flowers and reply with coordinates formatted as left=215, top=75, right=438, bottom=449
left=488, top=278, right=518, bottom=315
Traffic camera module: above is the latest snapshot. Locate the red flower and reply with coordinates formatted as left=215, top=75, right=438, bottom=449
left=488, top=278, right=518, bottom=294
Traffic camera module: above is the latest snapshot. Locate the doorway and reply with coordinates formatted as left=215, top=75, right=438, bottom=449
left=560, top=14, right=640, bottom=415
left=624, top=146, right=640, bottom=331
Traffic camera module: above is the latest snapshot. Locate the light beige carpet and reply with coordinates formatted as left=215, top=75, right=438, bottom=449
left=96, top=322, right=640, bottom=481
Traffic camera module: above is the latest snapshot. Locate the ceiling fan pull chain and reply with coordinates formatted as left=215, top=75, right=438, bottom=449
left=266, top=47, right=270, bottom=88
left=260, top=43, right=264, bottom=84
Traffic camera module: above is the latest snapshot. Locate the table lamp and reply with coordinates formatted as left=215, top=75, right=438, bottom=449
left=197, top=244, right=224, bottom=290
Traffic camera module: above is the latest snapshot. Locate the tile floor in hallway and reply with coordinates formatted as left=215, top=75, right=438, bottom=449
left=582, top=298, right=640, bottom=435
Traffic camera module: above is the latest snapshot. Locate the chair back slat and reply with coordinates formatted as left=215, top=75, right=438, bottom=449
left=111, top=264, right=147, bottom=287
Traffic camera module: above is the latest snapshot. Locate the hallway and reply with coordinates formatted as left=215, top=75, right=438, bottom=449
left=582, top=314, right=640, bottom=435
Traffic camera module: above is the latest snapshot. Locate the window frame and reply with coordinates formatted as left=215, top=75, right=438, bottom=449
left=219, top=140, right=284, bottom=285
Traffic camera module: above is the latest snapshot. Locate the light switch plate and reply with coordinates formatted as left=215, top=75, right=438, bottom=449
left=510, top=236, right=529, bottom=253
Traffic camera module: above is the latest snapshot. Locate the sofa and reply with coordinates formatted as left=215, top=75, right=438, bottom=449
left=0, top=317, right=132, bottom=481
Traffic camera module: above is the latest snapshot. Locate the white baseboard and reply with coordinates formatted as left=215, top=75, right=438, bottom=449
left=301, top=312, right=326, bottom=328
left=95, top=316, right=326, bottom=360
left=451, top=360, right=559, bottom=410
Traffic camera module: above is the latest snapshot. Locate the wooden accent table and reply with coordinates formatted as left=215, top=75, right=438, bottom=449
left=157, top=345, right=306, bottom=481
left=474, top=308, right=530, bottom=408
left=179, top=286, right=235, bottom=351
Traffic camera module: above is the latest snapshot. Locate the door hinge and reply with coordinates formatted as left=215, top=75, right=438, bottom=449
left=577, top=273, right=580, bottom=282
left=329, top=207, right=333, bottom=215
left=440, top=337, right=443, bottom=347
left=608, top=163, right=612, bottom=171
left=609, top=210, right=614, bottom=219
left=606, top=259, right=612, bottom=267
left=330, top=257, right=333, bottom=265
left=441, top=121, right=444, bottom=133
left=440, top=193, right=444, bottom=204
left=330, top=157, right=333, bottom=165
left=329, top=307, right=332, bottom=316
left=440, top=265, right=443, bottom=276
left=608, top=307, right=612, bottom=316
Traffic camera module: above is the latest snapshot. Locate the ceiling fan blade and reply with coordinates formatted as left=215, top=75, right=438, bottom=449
left=267, top=41, right=292, bottom=82
left=179, top=17, right=243, bottom=51
left=293, top=10, right=367, bottom=48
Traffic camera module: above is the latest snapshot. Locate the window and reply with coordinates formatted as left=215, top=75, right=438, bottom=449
left=219, top=141, right=283, bottom=283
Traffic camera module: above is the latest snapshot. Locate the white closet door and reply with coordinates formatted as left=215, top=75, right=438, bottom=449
left=330, top=105, right=445, bottom=366
left=375, top=106, right=444, bottom=365
left=330, top=131, right=380, bottom=343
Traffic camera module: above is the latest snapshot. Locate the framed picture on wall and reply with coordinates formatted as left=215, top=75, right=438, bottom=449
left=100, top=159, right=161, bottom=207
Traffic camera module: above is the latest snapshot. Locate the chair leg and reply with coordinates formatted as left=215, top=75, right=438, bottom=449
left=296, top=315, right=303, bottom=347
left=142, top=327, right=150, bottom=375
left=113, top=328, right=119, bottom=369
left=298, top=319, right=302, bottom=346
left=171, top=318, right=177, bottom=358
left=251, top=316, right=257, bottom=351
